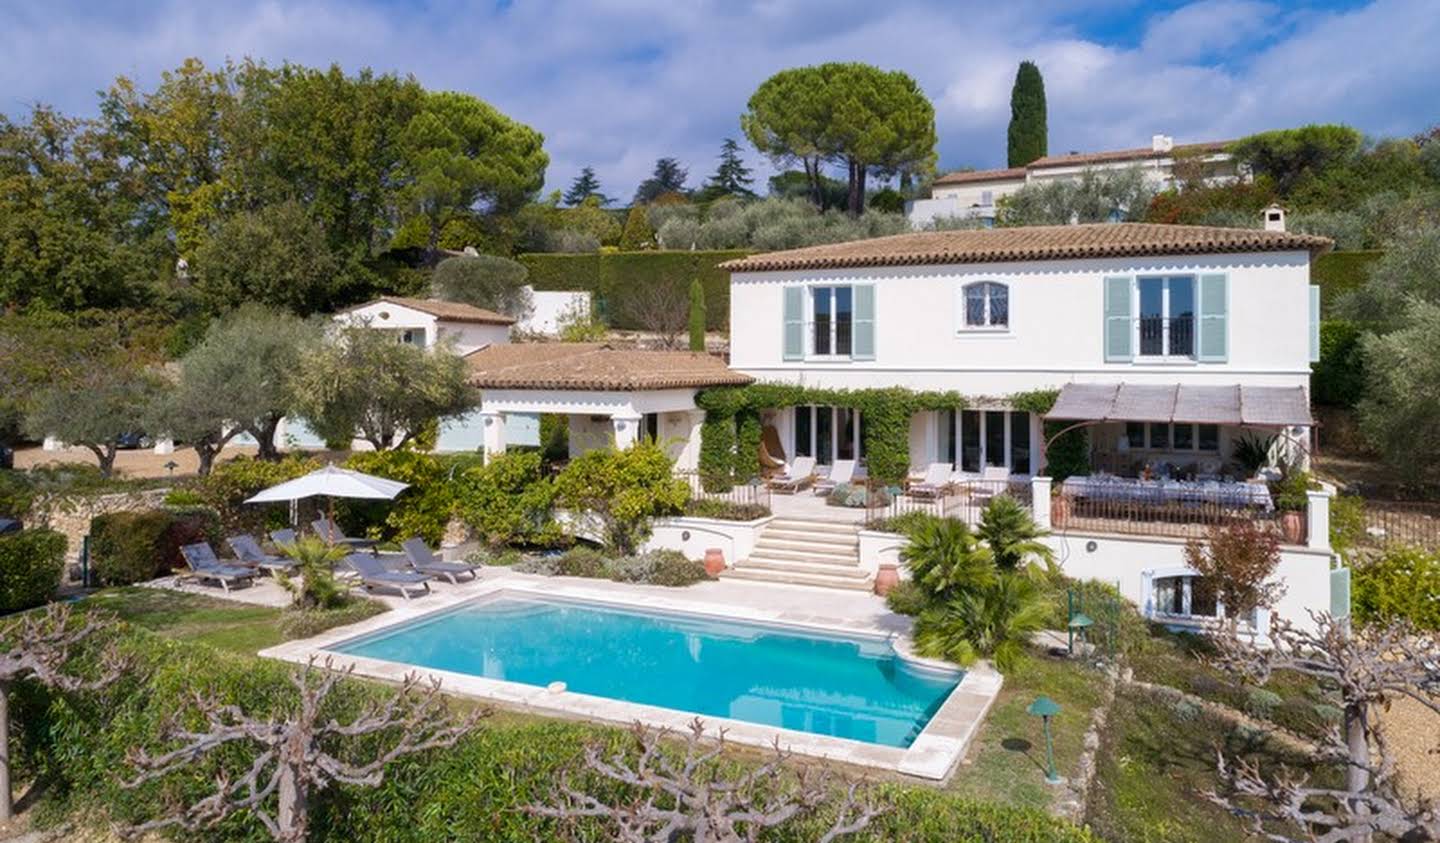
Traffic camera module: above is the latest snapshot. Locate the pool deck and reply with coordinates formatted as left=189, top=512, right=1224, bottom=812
left=257, top=568, right=1002, bottom=782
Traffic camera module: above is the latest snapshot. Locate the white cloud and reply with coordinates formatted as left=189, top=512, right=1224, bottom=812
left=0, top=0, right=1432, bottom=198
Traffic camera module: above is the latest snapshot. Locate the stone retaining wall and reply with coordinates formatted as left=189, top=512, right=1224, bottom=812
left=35, top=488, right=171, bottom=572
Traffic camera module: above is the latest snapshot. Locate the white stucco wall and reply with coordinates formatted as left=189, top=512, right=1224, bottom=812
left=518, top=288, right=590, bottom=336
left=643, top=515, right=771, bottom=566
left=728, top=250, right=1314, bottom=396
left=929, top=178, right=1024, bottom=206
left=436, top=321, right=510, bottom=354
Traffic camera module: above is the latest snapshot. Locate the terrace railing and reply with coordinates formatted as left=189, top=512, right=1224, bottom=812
left=1356, top=499, right=1440, bottom=553
left=864, top=479, right=1030, bottom=530
left=1052, top=486, right=1294, bottom=543
left=675, top=470, right=772, bottom=512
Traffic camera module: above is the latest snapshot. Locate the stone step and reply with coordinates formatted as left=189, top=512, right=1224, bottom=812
left=759, top=529, right=860, bottom=548
left=754, top=537, right=859, bottom=556
left=747, top=545, right=861, bottom=566
left=766, top=518, right=862, bottom=536
left=720, top=566, right=875, bottom=592
left=737, top=556, right=870, bottom=578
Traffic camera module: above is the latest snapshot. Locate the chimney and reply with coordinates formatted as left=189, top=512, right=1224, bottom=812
left=1263, top=204, right=1286, bottom=232
left=1151, top=134, right=1174, bottom=153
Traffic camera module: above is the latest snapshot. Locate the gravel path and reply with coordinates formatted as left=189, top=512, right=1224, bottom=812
left=1379, top=696, right=1440, bottom=801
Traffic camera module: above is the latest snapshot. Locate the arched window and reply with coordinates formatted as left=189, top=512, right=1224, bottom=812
left=962, top=282, right=1009, bottom=328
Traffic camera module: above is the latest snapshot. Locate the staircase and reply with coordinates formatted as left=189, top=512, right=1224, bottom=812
left=721, top=517, right=872, bottom=591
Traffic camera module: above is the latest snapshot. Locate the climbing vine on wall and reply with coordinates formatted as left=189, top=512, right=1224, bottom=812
left=697, top=384, right=1085, bottom=489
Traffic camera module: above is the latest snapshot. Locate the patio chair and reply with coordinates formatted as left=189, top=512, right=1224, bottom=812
left=179, top=543, right=258, bottom=593
left=225, top=534, right=297, bottom=576
left=400, top=538, right=480, bottom=584
left=270, top=528, right=298, bottom=550
left=345, top=553, right=433, bottom=601
left=758, top=425, right=786, bottom=477
left=967, top=465, right=1012, bottom=504
left=312, top=517, right=379, bottom=550
left=766, top=456, right=816, bottom=494
left=908, top=463, right=955, bottom=499
left=813, top=459, right=856, bottom=497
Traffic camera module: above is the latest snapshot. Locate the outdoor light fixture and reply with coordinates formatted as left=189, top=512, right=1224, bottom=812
left=163, top=460, right=179, bottom=476
left=1027, top=696, right=1063, bottom=784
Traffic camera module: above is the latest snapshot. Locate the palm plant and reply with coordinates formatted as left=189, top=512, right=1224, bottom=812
left=277, top=536, right=352, bottom=610
left=1232, top=433, right=1277, bottom=475
left=977, top=495, right=1055, bottom=575
left=900, top=517, right=994, bottom=602
left=913, top=573, right=1052, bottom=672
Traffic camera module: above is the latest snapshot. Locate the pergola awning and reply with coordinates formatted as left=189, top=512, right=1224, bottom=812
left=1045, top=383, right=1312, bottom=427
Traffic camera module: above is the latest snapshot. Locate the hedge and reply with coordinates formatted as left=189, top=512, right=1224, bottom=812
left=0, top=529, right=66, bottom=613
left=89, top=507, right=222, bottom=586
left=1312, top=319, right=1366, bottom=407
left=1311, top=250, right=1382, bottom=316
left=518, top=249, right=752, bottom=331
left=13, top=627, right=1100, bottom=842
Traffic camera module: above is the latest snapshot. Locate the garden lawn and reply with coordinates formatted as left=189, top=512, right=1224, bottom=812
left=1085, top=684, right=1342, bottom=843
left=82, top=587, right=288, bottom=653
left=946, top=649, right=1107, bottom=810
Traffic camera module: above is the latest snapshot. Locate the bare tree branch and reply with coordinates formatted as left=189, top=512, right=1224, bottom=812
left=526, top=718, right=885, bottom=842
left=121, top=656, right=487, bottom=842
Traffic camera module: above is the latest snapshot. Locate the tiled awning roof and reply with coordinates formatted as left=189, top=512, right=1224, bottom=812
left=719, top=223, right=1332, bottom=273
left=466, top=343, right=753, bottom=391
left=1045, top=383, right=1312, bottom=427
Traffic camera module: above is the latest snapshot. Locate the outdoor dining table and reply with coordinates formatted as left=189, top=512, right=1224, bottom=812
left=1061, top=475, right=1274, bottom=511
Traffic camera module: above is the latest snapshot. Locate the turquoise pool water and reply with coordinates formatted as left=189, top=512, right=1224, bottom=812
left=331, top=594, right=961, bottom=748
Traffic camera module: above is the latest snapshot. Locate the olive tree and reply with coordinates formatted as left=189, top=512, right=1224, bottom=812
left=430, top=254, right=533, bottom=319
left=23, top=367, right=167, bottom=477
left=289, top=325, right=476, bottom=451
left=1356, top=299, right=1440, bottom=479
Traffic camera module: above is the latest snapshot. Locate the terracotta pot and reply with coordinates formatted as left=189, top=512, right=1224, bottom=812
left=703, top=548, right=726, bottom=577
left=874, top=564, right=900, bottom=597
left=1051, top=495, right=1071, bottom=529
left=1280, top=511, right=1305, bottom=545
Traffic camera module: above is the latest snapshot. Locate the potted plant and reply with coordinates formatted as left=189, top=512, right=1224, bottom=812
left=1271, top=470, right=1313, bottom=544
left=1050, top=488, right=1071, bottom=529
left=873, top=563, right=899, bottom=596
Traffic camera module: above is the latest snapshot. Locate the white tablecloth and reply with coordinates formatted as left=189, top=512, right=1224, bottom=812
left=1061, top=476, right=1273, bottom=511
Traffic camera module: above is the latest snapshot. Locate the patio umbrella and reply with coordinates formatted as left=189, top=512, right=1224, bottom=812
left=245, top=465, right=409, bottom=529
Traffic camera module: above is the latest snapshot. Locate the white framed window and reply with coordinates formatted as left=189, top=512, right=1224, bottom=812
left=960, top=282, right=1009, bottom=330
left=941, top=410, right=1032, bottom=473
left=1136, top=275, right=1195, bottom=359
left=809, top=286, right=854, bottom=357
left=1123, top=422, right=1220, bottom=452
left=792, top=406, right=863, bottom=465
left=1153, top=574, right=1219, bottom=620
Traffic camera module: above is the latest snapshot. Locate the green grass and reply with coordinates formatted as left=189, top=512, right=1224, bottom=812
left=946, top=650, right=1108, bottom=810
left=1085, top=684, right=1340, bottom=843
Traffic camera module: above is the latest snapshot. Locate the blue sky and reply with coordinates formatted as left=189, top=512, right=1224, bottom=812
left=1, top=0, right=1434, bottom=199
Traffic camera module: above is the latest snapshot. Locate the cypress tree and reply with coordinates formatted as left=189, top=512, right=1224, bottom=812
left=1007, top=61, right=1048, bottom=168
left=688, top=277, right=707, bottom=351
left=619, top=206, right=655, bottom=250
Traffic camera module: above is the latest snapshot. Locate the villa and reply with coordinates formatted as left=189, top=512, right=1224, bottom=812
left=467, top=213, right=1339, bottom=636
left=906, top=134, right=1243, bottom=227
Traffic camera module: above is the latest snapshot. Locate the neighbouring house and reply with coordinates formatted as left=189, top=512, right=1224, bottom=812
left=907, top=134, right=1243, bottom=227
left=333, top=296, right=515, bottom=354
left=464, top=342, right=751, bottom=470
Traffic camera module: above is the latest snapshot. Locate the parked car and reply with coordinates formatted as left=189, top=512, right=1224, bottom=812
left=115, top=432, right=154, bottom=450
left=0, top=442, right=12, bottom=470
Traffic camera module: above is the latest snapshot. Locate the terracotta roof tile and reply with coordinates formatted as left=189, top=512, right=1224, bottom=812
left=466, top=343, right=752, bottom=391
left=932, top=167, right=1027, bottom=186
left=344, top=296, right=516, bottom=325
left=719, top=223, right=1332, bottom=273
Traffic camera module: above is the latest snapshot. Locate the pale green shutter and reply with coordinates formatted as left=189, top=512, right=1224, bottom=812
left=852, top=284, right=875, bottom=360
left=1308, top=285, right=1321, bottom=363
left=782, top=286, right=803, bottom=361
left=1104, top=276, right=1133, bottom=362
left=1198, top=273, right=1228, bottom=362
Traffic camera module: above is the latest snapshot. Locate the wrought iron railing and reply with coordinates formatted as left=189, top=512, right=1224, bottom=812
left=863, top=479, right=1030, bottom=530
left=1356, top=499, right=1440, bottom=552
left=675, top=471, right=772, bottom=511
left=1052, top=487, right=1294, bottom=542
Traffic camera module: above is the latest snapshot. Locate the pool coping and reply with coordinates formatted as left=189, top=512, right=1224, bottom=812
left=258, top=578, right=1002, bottom=781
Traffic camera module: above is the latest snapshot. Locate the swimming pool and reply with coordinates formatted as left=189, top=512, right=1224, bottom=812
left=330, top=594, right=962, bottom=748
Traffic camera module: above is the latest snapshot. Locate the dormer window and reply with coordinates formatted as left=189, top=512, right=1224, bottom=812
left=962, top=282, right=1009, bottom=329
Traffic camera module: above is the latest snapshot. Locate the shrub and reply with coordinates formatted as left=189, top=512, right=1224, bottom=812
left=277, top=599, right=388, bottom=639
left=1244, top=687, right=1284, bottom=719
left=345, top=450, right=482, bottom=545
left=0, top=529, right=66, bottom=612
left=884, top=580, right=929, bottom=616
left=1169, top=697, right=1202, bottom=722
left=276, top=537, right=352, bottom=610
left=161, top=487, right=206, bottom=507
left=557, top=546, right=610, bottom=578
left=977, top=495, right=1053, bottom=572
left=1039, top=577, right=1150, bottom=661
left=553, top=443, right=689, bottom=555
left=1183, top=521, right=1284, bottom=618
left=1352, top=545, right=1440, bottom=630
left=866, top=510, right=942, bottom=538
left=642, top=550, right=707, bottom=587
left=682, top=499, right=770, bottom=521
left=200, top=455, right=323, bottom=533
left=455, top=451, right=559, bottom=548
left=913, top=573, right=1051, bottom=671
left=89, top=511, right=173, bottom=585
left=901, top=517, right=994, bottom=601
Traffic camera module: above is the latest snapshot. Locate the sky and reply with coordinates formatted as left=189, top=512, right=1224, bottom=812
left=1, top=0, right=1436, bottom=200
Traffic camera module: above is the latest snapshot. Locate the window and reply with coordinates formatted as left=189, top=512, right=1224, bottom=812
left=962, top=282, right=1009, bottom=329
left=1137, top=276, right=1195, bottom=358
left=980, top=190, right=994, bottom=206
left=1154, top=575, right=1219, bottom=619
left=811, top=286, right=853, bottom=356
left=943, top=410, right=1033, bottom=473
left=398, top=328, right=426, bottom=346
left=793, top=406, right=862, bottom=465
left=1126, top=423, right=1222, bottom=452
left=643, top=413, right=659, bottom=442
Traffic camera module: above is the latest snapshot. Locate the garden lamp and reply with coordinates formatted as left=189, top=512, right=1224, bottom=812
left=1067, top=612, right=1093, bottom=656
left=1027, top=695, right=1063, bottom=784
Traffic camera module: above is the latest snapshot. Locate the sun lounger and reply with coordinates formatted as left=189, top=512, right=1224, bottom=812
left=226, top=534, right=297, bottom=575
left=346, top=553, right=432, bottom=600
left=400, top=538, right=480, bottom=584
left=312, top=518, right=378, bottom=550
left=966, top=465, right=1012, bottom=504
left=908, top=463, right=956, bottom=499
left=813, top=459, right=856, bottom=496
left=767, top=456, right=817, bottom=494
left=179, top=543, right=258, bottom=592
left=270, top=528, right=298, bottom=550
